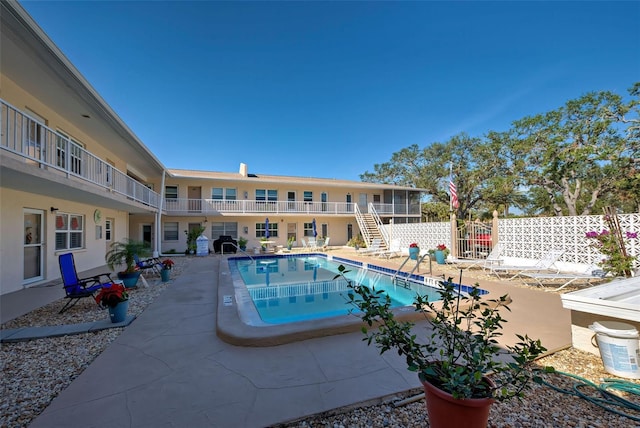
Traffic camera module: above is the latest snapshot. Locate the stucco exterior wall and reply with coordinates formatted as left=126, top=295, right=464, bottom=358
left=0, top=187, right=129, bottom=295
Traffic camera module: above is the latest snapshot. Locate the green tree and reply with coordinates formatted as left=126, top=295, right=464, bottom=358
left=508, top=90, right=631, bottom=216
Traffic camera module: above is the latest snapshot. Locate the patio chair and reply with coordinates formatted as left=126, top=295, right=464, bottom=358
left=58, top=252, right=113, bottom=314
left=358, top=238, right=383, bottom=255
left=377, top=239, right=402, bottom=259
left=450, top=242, right=504, bottom=271
left=488, top=248, right=566, bottom=280
left=134, top=254, right=162, bottom=275
left=520, top=266, right=608, bottom=292
left=319, top=236, right=331, bottom=251
left=307, top=237, right=318, bottom=251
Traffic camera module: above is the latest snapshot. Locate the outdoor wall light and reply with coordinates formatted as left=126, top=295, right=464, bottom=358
left=243, top=226, right=248, bottom=234
left=50, top=207, right=59, bottom=213
left=244, top=191, right=248, bottom=199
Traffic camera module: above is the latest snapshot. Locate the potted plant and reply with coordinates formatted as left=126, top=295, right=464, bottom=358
left=336, top=265, right=552, bottom=428
left=184, top=227, right=205, bottom=255
left=238, top=236, right=248, bottom=251
left=347, top=235, right=366, bottom=251
left=105, top=239, right=150, bottom=288
left=287, top=236, right=296, bottom=250
left=160, top=259, right=174, bottom=282
left=433, top=243, right=449, bottom=264
left=409, top=242, right=420, bottom=260
left=95, top=282, right=129, bottom=323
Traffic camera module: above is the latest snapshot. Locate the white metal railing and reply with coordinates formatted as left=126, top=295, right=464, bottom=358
left=248, top=278, right=351, bottom=301
left=164, top=198, right=356, bottom=215
left=1, top=99, right=160, bottom=208
left=369, top=203, right=388, bottom=246
left=354, top=203, right=372, bottom=244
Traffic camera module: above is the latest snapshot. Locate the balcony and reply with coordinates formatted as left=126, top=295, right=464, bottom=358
left=163, top=199, right=423, bottom=217
left=164, top=199, right=356, bottom=216
left=1, top=99, right=160, bottom=210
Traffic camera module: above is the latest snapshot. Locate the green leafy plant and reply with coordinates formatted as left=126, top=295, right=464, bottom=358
left=335, top=265, right=552, bottom=400
left=184, top=227, right=205, bottom=253
left=347, top=235, right=366, bottom=248
left=105, top=239, right=150, bottom=273
left=287, top=236, right=296, bottom=245
left=238, top=236, right=248, bottom=248
left=586, top=219, right=637, bottom=277
left=433, top=243, right=450, bottom=257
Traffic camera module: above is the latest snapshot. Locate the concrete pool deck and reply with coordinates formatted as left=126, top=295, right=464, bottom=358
left=14, top=250, right=571, bottom=428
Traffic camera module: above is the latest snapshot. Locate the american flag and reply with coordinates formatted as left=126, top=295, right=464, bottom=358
left=450, top=180, right=459, bottom=209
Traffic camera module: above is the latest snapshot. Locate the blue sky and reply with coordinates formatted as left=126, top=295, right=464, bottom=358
left=21, top=1, right=640, bottom=181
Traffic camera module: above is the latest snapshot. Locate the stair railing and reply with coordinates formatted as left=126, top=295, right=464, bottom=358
left=354, top=204, right=372, bottom=245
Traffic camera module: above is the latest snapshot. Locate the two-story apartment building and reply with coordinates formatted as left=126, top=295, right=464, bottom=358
left=128, top=164, right=423, bottom=254
left=0, top=0, right=424, bottom=296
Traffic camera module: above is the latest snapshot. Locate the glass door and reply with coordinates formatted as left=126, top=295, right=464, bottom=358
left=23, top=209, right=44, bottom=284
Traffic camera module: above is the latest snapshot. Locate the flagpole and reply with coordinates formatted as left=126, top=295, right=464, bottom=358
left=449, top=162, right=453, bottom=212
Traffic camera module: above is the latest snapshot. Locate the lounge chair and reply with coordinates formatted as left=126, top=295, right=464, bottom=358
left=358, top=238, right=383, bottom=255
left=520, top=266, right=608, bottom=291
left=134, top=254, right=162, bottom=275
left=450, top=242, right=504, bottom=271
left=377, top=239, right=402, bottom=259
left=58, top=252, right=113, bottom=314
left=488, top=248, right=566, bottom=280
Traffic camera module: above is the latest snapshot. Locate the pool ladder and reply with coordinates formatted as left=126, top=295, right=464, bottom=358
left=392, top=254, right=432, bottom=287
left=224, top=243, right=255, bottom=262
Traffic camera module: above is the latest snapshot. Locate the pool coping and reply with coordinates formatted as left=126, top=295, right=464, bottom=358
left=216, top=253, right=482, bottom=346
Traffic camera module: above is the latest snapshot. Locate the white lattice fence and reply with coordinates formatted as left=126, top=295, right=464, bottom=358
left=384, top=222, right=450, bottom=251
left=382, top=214, right=638, bottom=271
left=497, top=213, right=639, bottom=270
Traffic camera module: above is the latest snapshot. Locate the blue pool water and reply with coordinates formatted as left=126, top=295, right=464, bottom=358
left=229, top=254, right=458, bottom=325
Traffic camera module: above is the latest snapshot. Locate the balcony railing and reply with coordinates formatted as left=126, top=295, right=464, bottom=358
left=1, top=99, right=160, bottom=208
left=164, top=199, right=424, bottom=216
left=164, top=199, right=357, bottom=215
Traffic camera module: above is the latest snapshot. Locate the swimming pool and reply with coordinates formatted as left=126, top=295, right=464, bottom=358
left=228, top=254, right=465, bottom=325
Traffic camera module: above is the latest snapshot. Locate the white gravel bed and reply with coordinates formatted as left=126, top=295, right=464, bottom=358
left=2, top=256, right=640, bottom=428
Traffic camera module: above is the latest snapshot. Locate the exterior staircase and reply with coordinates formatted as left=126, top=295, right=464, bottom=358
left=354, top=205, right=388, bottom=251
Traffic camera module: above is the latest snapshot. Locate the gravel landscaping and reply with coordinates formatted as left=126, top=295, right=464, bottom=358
left=2, top=255, right=639, bottom=428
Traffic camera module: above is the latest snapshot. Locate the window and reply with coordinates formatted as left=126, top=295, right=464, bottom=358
left=164, top=222, right=179, bottom=240
left=105, top=219, right=112, bottom=242
left=256, top=222, right=278, bottom=238
left=212, top=188, right=224, bottom=200
left=165, top=186, right=178, bottom=199
left=304, top=191, right=313, bottom=202
left=55, top=213, right=84, bottom=250
left=212, top=188, right=237, bottom=200
left=69, top=139, right=83, bottom=175
left=211, top=222, right=238, bottom=239
left=256, top=189, right=277, bottom=201
left=55, top=132, right=67, bottom=169
left=303, top=222, right=314, bottom=237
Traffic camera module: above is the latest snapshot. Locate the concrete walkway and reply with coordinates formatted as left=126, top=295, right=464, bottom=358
left=10, top=254, right=571, bottom=428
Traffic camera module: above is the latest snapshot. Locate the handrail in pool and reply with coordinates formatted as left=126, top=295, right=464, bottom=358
left=392, top=253, right=432, bottom=282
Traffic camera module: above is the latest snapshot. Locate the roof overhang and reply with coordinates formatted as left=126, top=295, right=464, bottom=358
left=0, top=1, right=165, bottom=179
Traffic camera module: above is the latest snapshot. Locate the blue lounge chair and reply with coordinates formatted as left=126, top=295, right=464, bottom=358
left=59, top=252, right=113, bottom=314
left=134, top=254, right=162, bottom=275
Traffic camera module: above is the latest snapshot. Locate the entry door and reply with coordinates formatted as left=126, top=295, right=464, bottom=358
left=287, top=191, right=296, bottom=210
left=188, top=186, right=202, bottom=212
left=142, top=224, right=153, bottom=247
left=359, top=193, right=368, bottom=212
left=23, top=209, right=44, bottom=283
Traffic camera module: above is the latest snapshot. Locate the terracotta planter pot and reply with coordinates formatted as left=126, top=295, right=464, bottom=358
left=421, top=377, right=495, bottom=428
